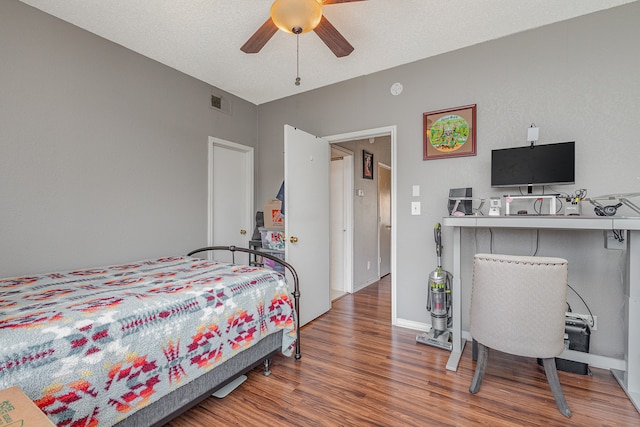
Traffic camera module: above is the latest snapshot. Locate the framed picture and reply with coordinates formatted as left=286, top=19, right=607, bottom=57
left=363, top=150, right=373, bottom=179
left=423, top=104, right=477, bottom=160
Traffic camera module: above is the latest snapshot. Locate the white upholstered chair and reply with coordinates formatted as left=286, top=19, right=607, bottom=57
left=469, top=253, right=572, bottom=418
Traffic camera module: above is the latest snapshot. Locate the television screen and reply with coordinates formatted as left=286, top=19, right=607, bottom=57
left=491, top=141, right=575, bottom=190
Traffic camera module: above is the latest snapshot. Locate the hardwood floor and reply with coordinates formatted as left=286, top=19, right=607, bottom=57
left=168, top=276, right=639, bottom=426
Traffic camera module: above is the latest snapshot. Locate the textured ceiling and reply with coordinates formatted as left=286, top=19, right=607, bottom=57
left=19, top=0, right=637, bottom=105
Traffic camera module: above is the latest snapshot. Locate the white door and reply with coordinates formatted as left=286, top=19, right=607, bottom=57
left=284, top=125, right=331, bottom=326
left=378, top=163, right=391, bottom=276
left=330, top=147, right=354, bottom=297
left=209, top=137, right=253, bottom=264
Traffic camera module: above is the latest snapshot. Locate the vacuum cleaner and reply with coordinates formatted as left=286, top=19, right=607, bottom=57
left=416, top=223, right=453, bottom=351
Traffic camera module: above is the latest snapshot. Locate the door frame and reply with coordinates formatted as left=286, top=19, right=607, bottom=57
left=330, top=145, right=354, bottom=294
left=207, top=137, right=254, bottom=257
left=378, top=162, right=391, bottom=277
left=324, top=126, right=398, bottom=324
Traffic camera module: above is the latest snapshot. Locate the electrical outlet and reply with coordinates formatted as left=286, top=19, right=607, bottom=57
left=566, top=312, right=597, bottom=331
left=411, top=201, right=421, bottom=215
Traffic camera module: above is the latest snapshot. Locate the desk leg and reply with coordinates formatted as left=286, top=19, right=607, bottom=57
left=612, top=229, right=640, bottom=413
left=446, top=226, right=467, bottom=371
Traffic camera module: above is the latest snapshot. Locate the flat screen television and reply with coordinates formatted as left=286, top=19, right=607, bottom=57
left=491, top=141, right=575, bottom=193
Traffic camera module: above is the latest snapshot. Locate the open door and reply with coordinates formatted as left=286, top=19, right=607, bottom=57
left=284, top=125, right=331, bottom=326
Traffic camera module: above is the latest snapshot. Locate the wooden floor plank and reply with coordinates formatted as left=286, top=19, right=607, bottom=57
left=167, top=275, right=639, bottom=426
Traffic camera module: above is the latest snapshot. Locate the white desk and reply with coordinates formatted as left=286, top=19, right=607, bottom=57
left=442, top=215, right=640, bottom=413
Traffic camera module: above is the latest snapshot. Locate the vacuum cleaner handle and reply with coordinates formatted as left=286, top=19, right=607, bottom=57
left=434, top=223, right=442, bottom=265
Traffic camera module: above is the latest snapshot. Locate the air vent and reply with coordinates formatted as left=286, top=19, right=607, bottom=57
left=210, top=91, right=232, bottom=115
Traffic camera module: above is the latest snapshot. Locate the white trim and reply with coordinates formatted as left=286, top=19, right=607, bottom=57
left=324, top=126, right=398, bottom=325
left=397, top=318, right=625, bottom=371
left=343, top=153, right=355, bottom=293
left=354, top=277, right=382, bottom=293
left=207, top=137, right=254, bottom=260
left=395, top=318, right=430, bottom=332
left=377, top=162, right=391, bottom=279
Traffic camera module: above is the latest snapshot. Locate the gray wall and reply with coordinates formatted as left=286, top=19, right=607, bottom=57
left=256, top=2, right=640, bottom=358
left=0, top=0, right=257, bottom=276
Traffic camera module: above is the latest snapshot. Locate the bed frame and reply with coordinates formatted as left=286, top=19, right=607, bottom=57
left=114, top=245, right=301, bottom=427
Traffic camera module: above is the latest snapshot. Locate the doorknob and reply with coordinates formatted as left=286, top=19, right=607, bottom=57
left=289, top=236, right=299, bottom=243
left=240, top=229, right=247, bottom=235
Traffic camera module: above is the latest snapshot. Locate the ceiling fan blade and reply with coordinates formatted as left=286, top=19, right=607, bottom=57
left=321, top=0, right=366, bottom=4
left=241, top=18, right=278, bottom=54
left=314, top=16, right=354, bottom=57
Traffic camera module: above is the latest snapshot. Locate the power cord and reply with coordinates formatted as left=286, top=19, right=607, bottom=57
left=547, top=187, right=587, bottom=215
left=489, top=228, right=494, bottom=254
left=566, top=284, right=595, bottom=328
left=612, top=229, right=625, bottom=243
left=531, top=229, right=540, bottom=256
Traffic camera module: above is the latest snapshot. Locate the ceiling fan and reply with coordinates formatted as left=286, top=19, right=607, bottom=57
left=241, top=0, right=366, bottom=58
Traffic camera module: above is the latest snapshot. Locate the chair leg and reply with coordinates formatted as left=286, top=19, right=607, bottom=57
left=542, top=358, right=572, bottom=418
left=469, top=343, right=489, bottom=394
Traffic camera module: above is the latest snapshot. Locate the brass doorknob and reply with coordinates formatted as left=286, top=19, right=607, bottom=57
left=240, top=229, right=247, bottom=235
left=289, top=236, right=299, bottom=243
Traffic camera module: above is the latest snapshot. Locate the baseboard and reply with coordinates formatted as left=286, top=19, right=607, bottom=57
left=353, top=277, right=380, bottom=292
left=396, top=318, right=623, bottom=370
left=395, top=318, right=473, bottom=342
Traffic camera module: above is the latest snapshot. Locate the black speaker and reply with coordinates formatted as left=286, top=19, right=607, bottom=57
left=538, top=317, right=591, bottom=375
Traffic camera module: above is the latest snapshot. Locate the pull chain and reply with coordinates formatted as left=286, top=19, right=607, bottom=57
left=295, top=34, right=301, bottom=86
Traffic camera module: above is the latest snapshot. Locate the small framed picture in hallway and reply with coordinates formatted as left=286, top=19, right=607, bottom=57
left=363, top=150, right=373, bottom=179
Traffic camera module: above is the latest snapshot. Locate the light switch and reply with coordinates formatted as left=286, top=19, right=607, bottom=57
left=412, top=185, right=420, bottom=197
left=411, top=201, right=421, bottom=215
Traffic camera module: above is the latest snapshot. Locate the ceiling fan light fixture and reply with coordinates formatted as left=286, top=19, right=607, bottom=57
left=270, top=0, right=322, bottom=35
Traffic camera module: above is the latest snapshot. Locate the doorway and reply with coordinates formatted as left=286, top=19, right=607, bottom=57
left=325, top=126, right=398, bottom=324
left=330, top=146, right=354, bottom=301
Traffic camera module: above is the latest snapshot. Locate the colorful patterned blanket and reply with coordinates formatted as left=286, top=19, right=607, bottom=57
left=0, top=256, right=297, bottom=426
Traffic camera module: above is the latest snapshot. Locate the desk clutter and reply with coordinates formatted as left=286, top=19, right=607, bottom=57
left=249, top=226, right=286, bottom=273
left=250, top=209, right=286, bottom=273
left=447, top=188, right=640, bottom=218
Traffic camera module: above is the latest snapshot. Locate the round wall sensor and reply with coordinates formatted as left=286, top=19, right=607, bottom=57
left=390, top=82, right=403, bottom=96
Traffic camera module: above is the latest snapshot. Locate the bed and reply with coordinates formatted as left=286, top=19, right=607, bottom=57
left=0, top=246, right=300, bottom=426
